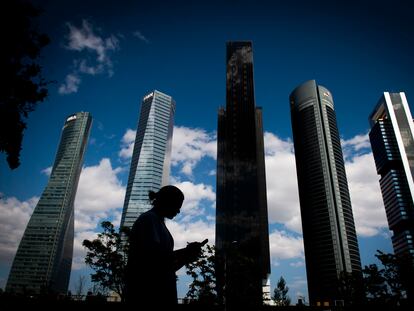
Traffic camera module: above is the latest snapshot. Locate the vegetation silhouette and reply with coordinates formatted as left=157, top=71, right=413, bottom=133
left=0, top=0, right=51, bottom=169
left=82, top=221, right=130, bottom=301
left=273, top=276, right=290, bottom=306
left=363, top=250, right=413, bottom=306
left=185, top=243, right=218, bottom=305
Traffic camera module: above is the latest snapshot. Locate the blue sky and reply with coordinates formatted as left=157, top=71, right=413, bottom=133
left=1, top=0, right=413, bottom=303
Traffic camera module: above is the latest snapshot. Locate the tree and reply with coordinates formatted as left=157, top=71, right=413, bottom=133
left=363, top=264, right=389, bottom=303
left=0, top=0, right=51, bottom=169
left=82, top=221, right=130, bottom=301
left=185, top=244, right=218, bottom=305
left=375, top=251, right=405, bottom=303
left=273, top=276, right=291, bottom=306
left=363, top=250, right=413, bottom=305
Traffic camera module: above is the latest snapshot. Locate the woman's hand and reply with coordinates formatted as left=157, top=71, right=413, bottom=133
left=186, top=239, right=208, bottom=261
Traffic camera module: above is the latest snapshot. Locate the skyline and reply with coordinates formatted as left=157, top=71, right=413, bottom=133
left=1, top=0, right=413, bottom=302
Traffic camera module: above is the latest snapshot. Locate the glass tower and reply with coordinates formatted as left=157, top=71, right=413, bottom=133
left=120, top=90, right=175, bottom=230
left=6, top=112, right=92, bottom=294
left=290, top=80, right=362, bottom=306
left=216, top=41, right=270, bottom=307
left=369, top=92, right=414, bottom=267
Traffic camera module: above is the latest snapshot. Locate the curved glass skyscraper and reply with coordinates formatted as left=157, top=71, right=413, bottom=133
left=290, top=80, right=362, bottom=306
left=120, top=90, right=175, bottom=230
left=6, top=112, right=92, bottom=294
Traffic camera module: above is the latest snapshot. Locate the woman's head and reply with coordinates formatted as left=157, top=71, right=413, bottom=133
left=149, top=185, right=184, bottom=219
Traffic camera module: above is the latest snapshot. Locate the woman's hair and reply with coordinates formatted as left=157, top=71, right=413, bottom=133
left=148, top=185, right=184, bottom=205
left=148, top=190, right=157, bottom=202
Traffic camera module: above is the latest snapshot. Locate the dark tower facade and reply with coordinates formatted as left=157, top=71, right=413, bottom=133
left=290, top=80, right=362, bottom=306
left=216, top=41, right=270, bottom=307
left=6, top=112, right=92, bottom=294
left=369, top=92, right=414, bottom=299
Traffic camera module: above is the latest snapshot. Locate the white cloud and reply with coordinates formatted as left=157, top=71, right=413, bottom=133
left=264, top=131, right=389, bottom=238
left=173, top=181, right=215, bottom=221
left=119, top=128, right=136, bottom=159
left=341, top=132, right=372, bottom=161
left=69, top=158, right=125, bottom=270
left=66, top=20, right=119, bottom=65
left=340, top=133, right=388, bottom=236
left=341, top=133, right=371, bottom=152
left=171, top=126, right=216, bottom=176
left=72, top=230, right=100, bottom=270
left=0, top=195, right=38, bottom=263
left=78, top=59, right=104, bottom=76
left=289, top=261, right=305, bottom=268
left=264, top=132, right=302, bottom=233
left=269, top=230, right=304, bottom=264
left=118, top=126, right=217, bottom=177
left=74, top=158, right=125, bottom=232
left=41, top=166, right=52, bottom=176
left=60, top=19, right=120, bottom=95
left=345, top=153, right=388, bottom=236
left=58, top=73, right=81, bottom=94
left=289, top=277, right=308, bottom=300
left=166, top=219, right=215, bottom=250
left=133, top=30, right=149, bottom=43
left=208, top=169, right=216, bottom=176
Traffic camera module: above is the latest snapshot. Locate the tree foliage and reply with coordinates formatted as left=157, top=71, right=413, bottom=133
left=363, top=250, right=413, bottom=305
left=363, top=263, right=389, bottom=301
left=185, top=244, right=218, bottom=305
left=0, top=0, right=51, bottom=169
left=82, top=221, right=130, bottom=301
left=273, top=276, right=291, bottom=306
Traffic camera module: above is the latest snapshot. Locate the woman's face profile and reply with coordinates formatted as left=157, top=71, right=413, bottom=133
left=156, top=190, right=184, bottom=219
left=164, top=196, right=183, bottom=219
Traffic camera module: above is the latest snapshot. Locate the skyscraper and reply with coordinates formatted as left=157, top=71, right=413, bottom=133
left=216, top=41, right=270, bottom=307
left=369, top=92, right=414, bottom=274
left=6, top=112, right=92, bottom=294
left=290, top=80, right=362, bottom=306
left=120, top=90, right=175, bottom=230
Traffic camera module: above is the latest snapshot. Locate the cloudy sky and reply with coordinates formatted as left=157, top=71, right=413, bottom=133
left=1, top=0, right=413, bottom=303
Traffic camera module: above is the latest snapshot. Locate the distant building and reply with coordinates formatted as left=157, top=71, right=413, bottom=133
left=6, top=112, right=92, bottom=294
left=120, top=90, right=175, bottom=230
left=216, top=41, right=270, bottom=307
left=262, top=279, right=275, bottom=306
left=290, top=80, right=362, bottom=306
left=369, top=92, right=414, bottom=267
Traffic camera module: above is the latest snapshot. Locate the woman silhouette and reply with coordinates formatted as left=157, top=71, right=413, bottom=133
left=125, top=185, right=207, bottom=306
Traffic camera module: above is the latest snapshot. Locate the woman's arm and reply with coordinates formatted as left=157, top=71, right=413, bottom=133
left=172, top=239, right=208, bottom=271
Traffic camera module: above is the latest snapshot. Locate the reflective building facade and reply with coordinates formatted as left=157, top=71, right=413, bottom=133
left=369, top=92, right=414, bottom=264
left=6, top=112, right=92, bottom=294
left=120, top=90, right=175, bottom=230
left=290, top=80, right=362, bottom=306
left=216, top=41, right=270, bottom=307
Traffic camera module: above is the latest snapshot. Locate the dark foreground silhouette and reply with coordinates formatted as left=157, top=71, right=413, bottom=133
left=1, top=293, right=413, bottom=311
left=124, top=185, right=207, bottom=307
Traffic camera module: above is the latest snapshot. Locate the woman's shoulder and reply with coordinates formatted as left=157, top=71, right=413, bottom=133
left=134, top=209, right=159, bottom=226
